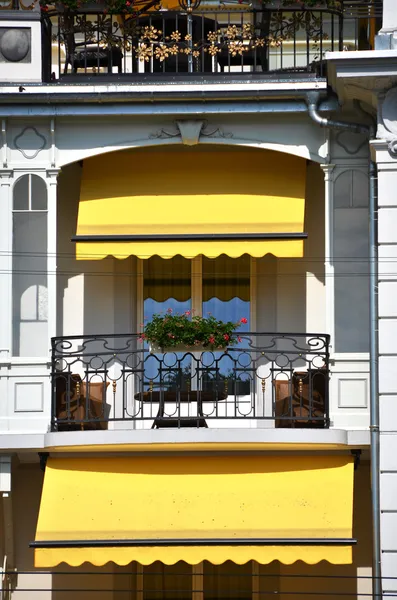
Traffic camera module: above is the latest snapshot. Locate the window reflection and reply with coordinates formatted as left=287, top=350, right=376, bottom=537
left=202, top=255, right=251, bottom=397
left=143, top=256, right=191, bottom=392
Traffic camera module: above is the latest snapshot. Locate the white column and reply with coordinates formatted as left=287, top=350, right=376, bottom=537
left=382, top=0, right=397, bottom=32
left=0, top=170, right=13, bottom=359
left=46, top=169, right=60, bottom=348
left=371, top=140, right=397, bottom=595
left=320, top=164, right=335, bottom=344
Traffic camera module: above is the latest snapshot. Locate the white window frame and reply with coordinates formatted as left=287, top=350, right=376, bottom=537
left=136, top=256, right=256, bottom=332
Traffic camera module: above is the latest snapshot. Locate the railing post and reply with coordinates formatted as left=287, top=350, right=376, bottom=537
left=50, top=337, right=57, bottom=432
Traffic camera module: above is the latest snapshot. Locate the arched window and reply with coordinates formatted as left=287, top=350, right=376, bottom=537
left=12, top=174, right=48, bottom=357
left=333, top=169, right=369, bottom=353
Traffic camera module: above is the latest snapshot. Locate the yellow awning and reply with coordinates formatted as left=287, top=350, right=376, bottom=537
left=74, top=148, right=307, bottom=260
left=33, top=455, right=354, bottom=567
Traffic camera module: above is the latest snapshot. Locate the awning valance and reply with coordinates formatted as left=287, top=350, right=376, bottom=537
left=74, top=148, right=307, bottom=260
left=32, top=455, right=354, bottom=567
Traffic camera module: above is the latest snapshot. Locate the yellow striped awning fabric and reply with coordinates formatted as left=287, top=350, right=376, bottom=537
left=32, top=455, right=354, bottom=567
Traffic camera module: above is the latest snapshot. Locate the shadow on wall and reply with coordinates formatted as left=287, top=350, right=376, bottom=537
left=274, top=161, right=325, bottom=334
left=57, top=161, right=136, bottom=340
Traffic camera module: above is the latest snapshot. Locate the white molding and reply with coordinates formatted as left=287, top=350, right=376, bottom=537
left=321, top=164, right=335, bottom=344
left=331, top=352, right=370, bottom=362
left=47, top=170, right=59, bottom=345
left=0, top=81, right=328, bottom=96
left=0, top=170, right=13, bottom=359
left=1, top=119, right=7, bottom=169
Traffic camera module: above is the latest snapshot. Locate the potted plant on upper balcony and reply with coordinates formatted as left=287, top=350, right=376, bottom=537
left=140, top=309, right=247, bottom=353
left=40, top=0, right=156, bottom=14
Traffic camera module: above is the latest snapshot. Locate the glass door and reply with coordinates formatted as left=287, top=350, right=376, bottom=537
left=201, top=256, right=252, bottom=421
left=141, top=256, right=193, bottom=426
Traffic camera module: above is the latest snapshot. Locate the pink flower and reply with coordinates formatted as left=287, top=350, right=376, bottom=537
left=167, top=332, right=173, bottom=337
left=167, top=308, right=173, bottom=314
left=185, top=310, right=191, bottom=316
left=240, top=317, right=248, bottom=324
left=138, top=336, right=144, bottom=343
left=209, top=336, right=215, bottom=344
left=237, top=336, right=242, bottom=343
left=126, top=0, right=131, bottom=4
left=223, top=334, right=230, bottom=341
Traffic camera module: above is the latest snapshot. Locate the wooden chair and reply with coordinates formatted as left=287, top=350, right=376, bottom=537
left=55, top=374, right=110, bottom=430
left=274, top=370, right=326, bottom=428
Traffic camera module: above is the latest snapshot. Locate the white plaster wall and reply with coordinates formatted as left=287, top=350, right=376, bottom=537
left=54, top=114, right=329, bottom=168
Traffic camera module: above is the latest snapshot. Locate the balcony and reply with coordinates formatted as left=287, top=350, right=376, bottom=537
left=35, top=0, right=382, bottom=83
left=52, top=331, right=330, bottom=431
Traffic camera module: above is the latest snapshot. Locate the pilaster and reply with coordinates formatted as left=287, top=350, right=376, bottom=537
left=370, top=138, right=397, bottom=594
left=46, top=168, right=60, bottom=345
left=320, top=164, right=335, bottom=344
left=0, top=169, right=13, bottom=359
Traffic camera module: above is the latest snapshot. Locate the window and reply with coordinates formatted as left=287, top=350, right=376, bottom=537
left=142, top=255, right=251, bottom=330
left=139, top=562, right=253, bottom=600
left=141, top=255, right=252, bottom=396
left=333, top=170, right=369, bottom=353
left=12, top=174, right=48, bottom=357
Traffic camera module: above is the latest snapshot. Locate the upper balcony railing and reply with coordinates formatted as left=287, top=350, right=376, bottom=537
left=27, top=0, right=380, bottom=82
left=52, top=331, right=330, bottom=431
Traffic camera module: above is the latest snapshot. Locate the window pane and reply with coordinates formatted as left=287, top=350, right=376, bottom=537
left=334, top=208, right=369, bottom=352
left=144, top=255, right=190, bottom=304
left=13, top=212, right=48, bottom=356
left=203, top=255, right=250, bottom=332
left=31, top=175, right=48, bottom=210
left=13, top=175, right=29, bottom=210
left=204, top=562, right=252, bottom=600
left=202, top=256, right=251, bottom=399
left=143, top=562, right=191, bottom=600
left=143, top=256, right=191, bottom=392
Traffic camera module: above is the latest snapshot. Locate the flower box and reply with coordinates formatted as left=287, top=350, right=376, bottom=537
left=55, top=0, right=105, bottom=12
left=149, top=343, right=227, bottom=354
left=142, top=310, right=247, bottom=353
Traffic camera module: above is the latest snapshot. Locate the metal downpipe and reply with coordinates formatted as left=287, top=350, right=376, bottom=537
left=306, top=92, right=381, bottom=599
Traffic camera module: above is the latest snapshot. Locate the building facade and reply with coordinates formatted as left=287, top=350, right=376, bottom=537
left=0, top=0, right=395, bottom=597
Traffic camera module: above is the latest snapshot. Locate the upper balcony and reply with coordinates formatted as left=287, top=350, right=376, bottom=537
left=0, top=0, right=383, bottom=85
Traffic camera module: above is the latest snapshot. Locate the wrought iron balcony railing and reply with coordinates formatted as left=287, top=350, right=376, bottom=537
left=37, top=1, right=382, bottom=82
left=52, top=332, right=330, bottom=431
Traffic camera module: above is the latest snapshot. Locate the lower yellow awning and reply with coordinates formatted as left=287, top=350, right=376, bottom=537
left=74, top=148, right=307, bottom=260
left=32, top=455, right=354, bottom=567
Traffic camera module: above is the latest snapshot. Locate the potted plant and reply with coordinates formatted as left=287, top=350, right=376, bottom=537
left=40, top=0, right=149, bottom=14
left=140, top=309, right=247, bottom=353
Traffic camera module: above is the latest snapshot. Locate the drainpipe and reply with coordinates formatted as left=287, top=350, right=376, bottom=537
left=306, top=91, right=381, bottom=600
